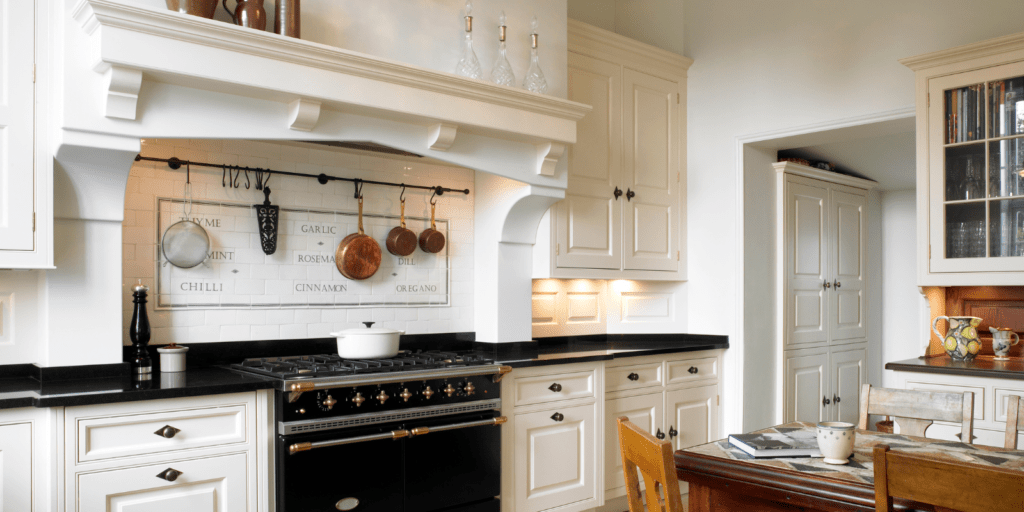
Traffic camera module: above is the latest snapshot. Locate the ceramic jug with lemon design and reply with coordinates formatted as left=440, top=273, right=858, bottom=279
left=932, top=316, right=983, bottom=361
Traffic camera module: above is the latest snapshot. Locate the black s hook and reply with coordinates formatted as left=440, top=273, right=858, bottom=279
left=400, top=184, right=406, bottom=203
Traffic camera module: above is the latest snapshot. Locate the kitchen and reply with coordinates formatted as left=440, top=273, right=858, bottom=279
left=2, top=1, right=1024, bottom=511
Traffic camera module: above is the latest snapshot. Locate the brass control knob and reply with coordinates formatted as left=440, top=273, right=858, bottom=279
left=352, top=392, right=366, bottom=407
left=322, top=394, right=337, bottom=410
left=444, top=383, right=457, bottom=397
left=400, top=388, right=413, bottom=402
left=377, top=390, right=390, bottom=404
left=464, top=382, right=476, bottom=396
left=422, top=386, right=435, bottom=399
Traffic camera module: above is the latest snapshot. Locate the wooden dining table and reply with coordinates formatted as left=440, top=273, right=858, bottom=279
left=675, top=421, right=1024, bottom=512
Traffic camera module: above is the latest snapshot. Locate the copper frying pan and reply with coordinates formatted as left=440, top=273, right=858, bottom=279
left=336, top=196, right=382, bottom=280
left=386, top=191, right=417, bottom=257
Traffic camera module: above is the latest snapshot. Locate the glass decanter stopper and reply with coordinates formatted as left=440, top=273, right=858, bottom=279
left=490, top=11, right=516, bottom=86
left=455, top=0, right=482, bottom=79
left=523, top=16, right=548, bottom=94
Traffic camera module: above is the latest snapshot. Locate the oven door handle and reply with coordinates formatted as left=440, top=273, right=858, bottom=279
left=409, top=416, right=508, bottom=437
left=288, top=417, right=508, bottom=454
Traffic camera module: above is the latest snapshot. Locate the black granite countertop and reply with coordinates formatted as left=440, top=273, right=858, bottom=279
left=479, top=333, right=729, bottom=368
left=0, top=367, right=276, bottom=410
left=885, top=355, right=1024, bottom=380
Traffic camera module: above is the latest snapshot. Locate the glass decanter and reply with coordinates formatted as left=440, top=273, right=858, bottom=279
left=455, top=0, right=482, bottom=79
left=490, top=11, right=515, bottom=87
left=522, top=16, right=548, bottom=94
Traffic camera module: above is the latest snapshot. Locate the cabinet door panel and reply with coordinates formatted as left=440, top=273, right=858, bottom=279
left=604, top=393, right=661, bottom=494
left=77, top=453, right=248, bottom=512
left=0, top=0, right=35, bottom=251
left=830, top=347, right=865, bottom=424
left=830, top=189, right=867, bottom=341
left=0, top=423, right=32, bottom=511
left=515, top=403, right=596, bottom=512
left=785, top=351, right=829, bottom=424
left=623, top=68, right=678, bottom=272
left=666, top=385, right=718, bottom=452
left=786, top=182, right=829, bottom=347
left=558, top=53, right=621, bottom=270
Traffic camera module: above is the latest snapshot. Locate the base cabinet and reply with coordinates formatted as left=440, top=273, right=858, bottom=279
left=0, top=422, right=33, bottom=510
left=514, top=403, right=597, bottom=512
left=784, top=345, right=865, bottom=424
left=77, top=453, right=249, bottom=512
left=603, top=392, right=661, bottom=496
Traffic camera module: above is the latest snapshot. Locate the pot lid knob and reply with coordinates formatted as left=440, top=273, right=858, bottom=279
left=363, top=321, right=375, bottom=329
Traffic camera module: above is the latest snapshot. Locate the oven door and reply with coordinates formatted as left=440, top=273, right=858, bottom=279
left=278, top=411, right=502, bottom=512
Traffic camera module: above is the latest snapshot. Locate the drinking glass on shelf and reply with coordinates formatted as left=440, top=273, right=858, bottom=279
left=971, top=220, right=986, bottom=257
left=947, top=221, right=968, bottom=258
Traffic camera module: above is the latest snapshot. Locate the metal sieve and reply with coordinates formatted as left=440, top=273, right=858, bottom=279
left=161, top=164, right=210, bottom=269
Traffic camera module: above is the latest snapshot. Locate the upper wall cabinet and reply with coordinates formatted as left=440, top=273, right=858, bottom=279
left=534, top=21, right=691, bottom=281
left=903, top=31, right=1024, bottom=285
left=0, top=0, right=51, bottom=269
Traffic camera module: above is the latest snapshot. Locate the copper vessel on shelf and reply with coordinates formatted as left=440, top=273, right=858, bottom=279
left=223, top=0, right=266, bottom=30
left=274, top=0, right=301, bottom=38
left=165, top=0, right=219, bottom=18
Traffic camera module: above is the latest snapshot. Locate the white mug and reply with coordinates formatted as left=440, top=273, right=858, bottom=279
left=816, top=422, right=856, bottom=465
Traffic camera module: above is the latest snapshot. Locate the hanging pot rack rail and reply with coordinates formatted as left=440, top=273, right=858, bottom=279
left=134, top=155, right=471, bottom=199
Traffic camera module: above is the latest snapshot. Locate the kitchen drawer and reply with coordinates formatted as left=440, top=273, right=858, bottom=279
left=76, top=453, right=249, bottom=512
left=994, top=388, right=1024, bottom=424
left=606, top=362, right=663, bottom=392
left=514, top=370, right=595, bottom=407
left=74, top=404, right=248, bottom=464
left=665, top=357, right=718, bottom=386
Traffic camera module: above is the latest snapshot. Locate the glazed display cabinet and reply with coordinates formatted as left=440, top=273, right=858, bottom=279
left=905, top=32, right=1024, bottom=284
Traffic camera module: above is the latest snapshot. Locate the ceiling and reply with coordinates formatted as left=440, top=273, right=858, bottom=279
left=777, top=130, right=917, bottom=191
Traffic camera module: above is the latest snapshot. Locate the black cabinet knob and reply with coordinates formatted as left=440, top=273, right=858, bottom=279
left=614, top=187, right=623, bottom=200
left=627, top=373, right=640, bottom=381
left=834, top=281, right=841, bottom=289
left=669, top=426, right=678, bottom=439
left=833, top=394, right=840, bottom=404
left=656, top=428, right=665, bottom=440
left=688, top=366, right=698, bottom=374
left=548, top=383, right=562, bottom=392
left=626, top=189, right=635, bottom=201
left=156, top=468, right=182, bottom=482
left=551, top=412, right=564, bottom=422
left=154, top=425, right=180, bottom=439
left=823, top=396, right=831, bottom=406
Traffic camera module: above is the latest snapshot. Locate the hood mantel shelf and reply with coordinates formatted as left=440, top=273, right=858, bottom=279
left=67, top=0, right=589, bottom=185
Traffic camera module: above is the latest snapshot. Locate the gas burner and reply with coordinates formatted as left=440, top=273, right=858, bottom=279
left=231, top=350, right=496, bottom=380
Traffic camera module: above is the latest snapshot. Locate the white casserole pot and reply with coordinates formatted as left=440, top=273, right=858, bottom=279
left=330, top=322, right=405, bottom=359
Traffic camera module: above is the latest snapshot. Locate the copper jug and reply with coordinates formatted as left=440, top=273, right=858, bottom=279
left=222, top=0, right=266, bottom=30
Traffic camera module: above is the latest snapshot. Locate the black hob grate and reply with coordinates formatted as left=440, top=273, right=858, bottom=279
left=231, top=350, right=495, bottom=379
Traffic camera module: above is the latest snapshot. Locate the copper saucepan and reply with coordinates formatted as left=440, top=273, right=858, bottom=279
left=418, top=197, right=446, bottom=254
left=386, top=192, right=417, bottom=257
left=336, top=196, right=382, bottom=280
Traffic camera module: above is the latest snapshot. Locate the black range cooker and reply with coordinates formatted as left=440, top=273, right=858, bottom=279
left=231, top=351, right=510, bottom=512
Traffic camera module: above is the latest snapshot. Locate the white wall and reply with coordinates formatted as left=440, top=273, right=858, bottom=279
left=568, top=0, right=684, bottom=55
left=879, top=190, right=925, bottom=387
left=131, top=0, right=568, bottom=98
left=686, top=0, right=1024, bottom=431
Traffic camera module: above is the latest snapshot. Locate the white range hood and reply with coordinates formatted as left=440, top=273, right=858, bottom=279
left=48, top=0, right=589, bottom=365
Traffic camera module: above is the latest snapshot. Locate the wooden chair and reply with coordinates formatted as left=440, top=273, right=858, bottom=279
left=858, top=384, right=974, bottom=441
left=1004, top=395, right=1024, bottom=449
left=873, top=444, right=1024, bottom=512
left=617, top=416, right=684, bottom=512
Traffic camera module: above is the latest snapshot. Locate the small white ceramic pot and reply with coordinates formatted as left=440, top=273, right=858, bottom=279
left=816, top=422, right=855, bottom=464
left=157, top=345, right=189, bottom=373
left=329, top=322, right=404, bottom=359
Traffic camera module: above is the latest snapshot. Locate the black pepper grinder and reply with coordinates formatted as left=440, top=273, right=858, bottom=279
left=129, top=283, right=152, bottom=379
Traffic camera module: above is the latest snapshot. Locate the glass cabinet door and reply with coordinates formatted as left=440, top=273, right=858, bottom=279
left=929, top=62, right=1024, bottom=273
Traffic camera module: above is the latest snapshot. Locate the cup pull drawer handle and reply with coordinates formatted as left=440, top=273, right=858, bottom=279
left=627, top=373, right=640, bottom=381
left=551, top=412, right=564, bottom=422
left=154, top=425, right=180, bottom=439
left=548, top=383, right=562, bottom=392
left=156, top=468, right=182, bottom=482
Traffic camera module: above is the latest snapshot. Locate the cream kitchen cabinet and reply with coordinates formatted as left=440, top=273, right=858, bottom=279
left=0, top=0, right=52, bottom=269
left=63, top=391, right=270, bottom=512
left=0, top=407, right=49, bottom=512
left=534, top=20, right=690, bottom=280
left=502, top=362, right=602, bottom=512
left=784, top=344, right=866, bottom=424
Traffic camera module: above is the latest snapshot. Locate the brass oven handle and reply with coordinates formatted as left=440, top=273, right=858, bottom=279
left=289, top=418, right=508, bottom=454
